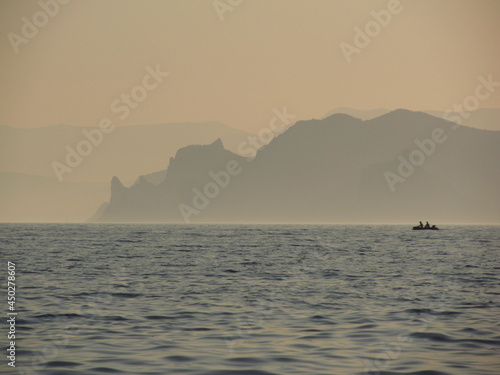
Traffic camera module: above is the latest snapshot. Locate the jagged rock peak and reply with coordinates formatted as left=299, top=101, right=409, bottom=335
left=111, top=176, right=127, bottom=192
left=111, top=176, right=124, bottom=188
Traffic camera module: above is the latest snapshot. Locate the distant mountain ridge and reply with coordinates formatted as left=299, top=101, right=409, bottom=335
left=0, top=121, right=251, bottom=222
left=94, top=110, right=500, bottom=224
left=326, top=107, right=500, bottom=131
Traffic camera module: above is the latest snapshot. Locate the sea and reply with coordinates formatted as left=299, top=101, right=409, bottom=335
left=0, top=224, right=499, bottom=375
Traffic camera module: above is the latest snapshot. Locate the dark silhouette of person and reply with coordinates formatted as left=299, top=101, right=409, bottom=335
left=419, top=221, right=423, bottom=228
left=425, top=221, right=430, bottom=229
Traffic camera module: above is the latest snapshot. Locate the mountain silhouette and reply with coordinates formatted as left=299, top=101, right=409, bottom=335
left=327, top=107, right=500, bottom=131
left=98, top=139, right=246, bottom=222
left=0, top=122, right=250, bottom=222
left=94, top=110, right=500, bottom=223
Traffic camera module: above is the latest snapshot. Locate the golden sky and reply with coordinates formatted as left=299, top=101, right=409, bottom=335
left=1, top=0, right=499, bottom=132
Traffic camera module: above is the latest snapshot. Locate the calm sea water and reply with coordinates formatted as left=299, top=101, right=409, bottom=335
left=0, top=224, right=499, bottom=375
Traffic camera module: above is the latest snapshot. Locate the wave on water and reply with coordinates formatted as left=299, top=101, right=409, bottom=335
left=1, top=224, right=499, bottom=375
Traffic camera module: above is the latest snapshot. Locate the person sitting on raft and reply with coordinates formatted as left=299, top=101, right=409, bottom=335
left=418, top=221, right=424, bottom=228
left=425, top=221, right=430, bottom=229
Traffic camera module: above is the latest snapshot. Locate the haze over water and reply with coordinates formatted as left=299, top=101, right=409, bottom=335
left=1, top=1, right=499, bottom=223
left=1, top=1, right=500, bottom=374
left=2, top=224, right=499, bottom=375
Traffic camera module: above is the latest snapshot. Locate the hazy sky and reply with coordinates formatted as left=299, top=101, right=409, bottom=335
left=1, top=0, right=499, bottom=132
